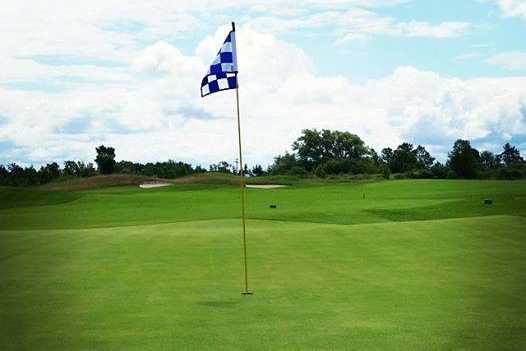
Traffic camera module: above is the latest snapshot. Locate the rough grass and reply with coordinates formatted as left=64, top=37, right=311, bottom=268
left=173, top=172, right=302, bottom=185
left=1, top=179, right=526, bottom=350
left=39, top=174, right=160, bottom=191
left=37, top=172, right=383, bottom=192
left=37, top=173, right=302, bottom=191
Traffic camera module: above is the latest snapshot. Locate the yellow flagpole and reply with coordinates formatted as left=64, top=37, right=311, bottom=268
left=232, top=22, right=252, bottom=295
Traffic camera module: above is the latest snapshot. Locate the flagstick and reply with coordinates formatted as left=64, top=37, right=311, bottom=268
left=232, top=22, right=252, bottom=296
left=235, top=84, right=251, bottom=295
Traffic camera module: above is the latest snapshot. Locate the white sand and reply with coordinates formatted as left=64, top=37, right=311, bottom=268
left=139, top=182, right=172, bottom=189
left=245, top=184, right=287, bottom=189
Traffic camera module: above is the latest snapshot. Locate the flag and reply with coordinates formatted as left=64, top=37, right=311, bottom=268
left=200, top=23, right=252, bottom=295
left=200, top=28, right=238, bottom=97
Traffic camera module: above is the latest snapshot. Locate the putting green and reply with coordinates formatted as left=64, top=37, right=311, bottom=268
left=1, top=179, right=525, bottom=350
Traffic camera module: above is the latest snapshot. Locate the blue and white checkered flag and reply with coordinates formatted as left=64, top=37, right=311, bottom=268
left=201, top=26, right=238, bottom=97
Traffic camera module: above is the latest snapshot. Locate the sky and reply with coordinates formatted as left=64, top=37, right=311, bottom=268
left=1, top=0, right=526, bottom=167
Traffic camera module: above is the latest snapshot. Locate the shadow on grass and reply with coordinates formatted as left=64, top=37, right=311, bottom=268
left=366, top=197, right=526, bottom=222
left=0, top=187, right=82, bottom=209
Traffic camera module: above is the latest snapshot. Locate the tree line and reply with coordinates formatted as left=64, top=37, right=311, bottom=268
left=0, top=145, right=204, bottom=187
left=268, top=129, right=525, bottom=180
left=1, top=129, right=525, bottom=186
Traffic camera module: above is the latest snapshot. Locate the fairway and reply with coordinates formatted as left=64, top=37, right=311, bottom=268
left=1, top=179, right=526, bottom=350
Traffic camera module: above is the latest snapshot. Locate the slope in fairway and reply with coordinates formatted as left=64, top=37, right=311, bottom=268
left=1, top=179, right=526, bottom=230
left=1, top=180, right=526, bottom=350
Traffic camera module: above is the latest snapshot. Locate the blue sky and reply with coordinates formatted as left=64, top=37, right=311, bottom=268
left=249, top=0, right=526, bottom=81
left=0, top=0, right=525, bottom=167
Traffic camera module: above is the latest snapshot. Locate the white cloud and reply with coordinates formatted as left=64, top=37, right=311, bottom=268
left=0, top=1, right=523, bottom=166
left=392, top=20, right=471, bottom=38
left=486, top=51, right=526, bottom=70
left=0, top=1, right=467, bottom=87
left=247, top=8, right=470, bottom=42
left=1, top=25, right=525, bottom=167
left=489, top=0, right=526, bottom=19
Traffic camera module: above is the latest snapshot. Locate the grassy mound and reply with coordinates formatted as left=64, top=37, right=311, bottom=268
left=174, top=173, right=301, bottom=185
left=38, top=173, right=302, bottom=191
left=3, top=179, right=524, bottom=230
left=32, top=171, right=388, bottom=193
left=172, top=172, right=242, bottom=185
left=39, top=174, right=161, bottom=191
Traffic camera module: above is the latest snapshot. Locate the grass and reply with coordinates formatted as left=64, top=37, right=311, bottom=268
left=39, top=174, right=160, bottom=191
left=1, top=177, right=526, bottom=350
left=38, top=172, right=304, bottom=192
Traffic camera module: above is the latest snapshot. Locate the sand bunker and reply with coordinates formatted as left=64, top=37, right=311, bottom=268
left=139, top=182, right=172, bottom=189
left=246, top=184, right=288, bottom=189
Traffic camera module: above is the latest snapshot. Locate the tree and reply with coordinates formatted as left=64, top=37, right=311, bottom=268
left=217, top=161, right=232, bottom=173
left=194, top=165, right=207, bottom=173
left=209, top=161, right=232, bottom=173
left=480, top=151, right=498, bottom=170
left=78, top=162, right=97, bottom=177
left=38, top=162, right=60, bottom=183
left=251, top=165, right=265, bottom=177
left=24, top=166, right=39, bottom=185
left=415, top=145, right=435, bottom=169
left=116, top=160, right=134, bottom=174
left=390, top=143, right=418, bottom=173
left=292, top=129, right=324, bottom=170
left=269, top=152, right=302, bottom=175
left=430, top=162, right=448, bottom=178
left=0, top=165, right=9, bottom=185
left=447, top=139, right=481, bottom=178
left=369, top=148, right=381, bottom=165
left=381, top=164, right=391, bottom=179
left=6, top=164, right=40, bottom=186
left=63, top=160, right=80, bottom=176
left=142, top=162, right=155, bottom=176
left=132, top=163, right=145, bottom=174
left=292, top=129, right=369, bottom=170
left=172, top=161, right=193, bottom=177
left=95, top=145, right=116, bottom=174
left=381, top=148, right=393, bottom=165
left=499, top=143, right=523, bottom=167
left=7, top=163, right=25, bottom=186
left=317, top=159, right=353, bottom=175
left=47, top=162, right=60, bottom=178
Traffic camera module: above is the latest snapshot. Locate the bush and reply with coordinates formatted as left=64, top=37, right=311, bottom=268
left=446, top=170, right=457, bottom=179
left=408, top=169, right=435, bottom=179
left=392, top=173, right=407, bottom=180
left=477, top=169, right=495, bottom=180
left=314, top=165, right=327, bottom=178
left=498, top=167, right=524, bottom=180
left=322, top=159, right=353, bottom=175
left=429, top=162, right=449, bottom=179
left=349, top=159, right=380, bottom=174
left=313, top=158, right=381, bottom=177
left=288, top=166, right=309, bottom=177
left=382, top=165, right=391, bottom=179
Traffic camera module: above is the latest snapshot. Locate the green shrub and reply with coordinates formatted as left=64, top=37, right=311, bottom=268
left=392, top=173, right=407, bottom=180
left=382, top=166, right=391, bottom=179
left=322, top=159, right=353, bottom=174
left=288, top=166, right=309, bottom=177
left=314, top=165, right=327, bottom=178
left=498, top=167, right=524, bottom=180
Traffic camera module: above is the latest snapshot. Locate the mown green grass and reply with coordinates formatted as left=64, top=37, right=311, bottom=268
left=1, top=180, right=525, bottom=230
left=1, top=179, right=526, bottom=350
